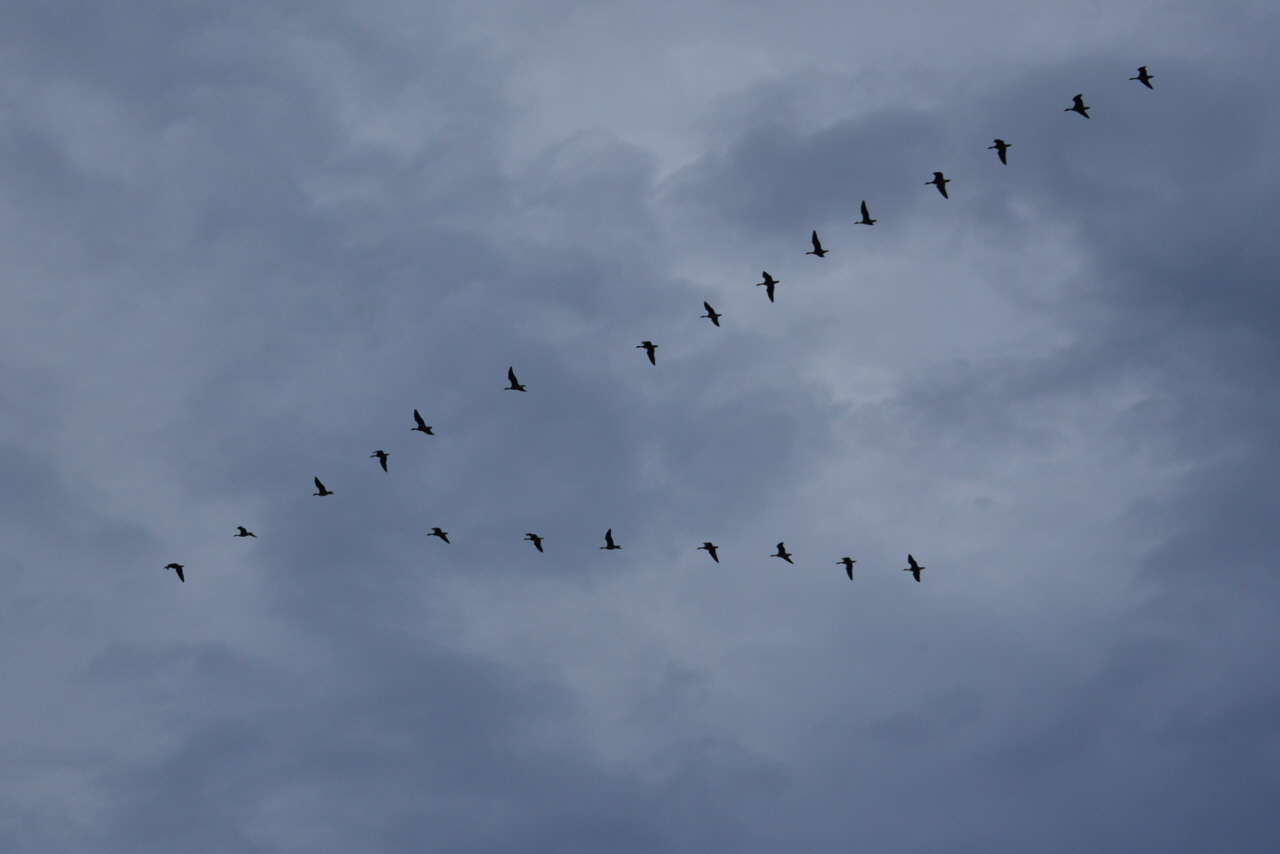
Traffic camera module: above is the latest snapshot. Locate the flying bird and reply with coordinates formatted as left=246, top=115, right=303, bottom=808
left=600, top=529, right=622, bottom=550
left=234, top=526, right=256, bottom=538
left=856, top=200, right=876, bottom=225
left=371, top=450, right=388, bottom=472
left=926, top=172, right=950, bottom=198
left=989, top=139, right=1010, bottom=164
left=757, top=272, right=779, bottom=303
left=506, top=367, right=527, bottom=392
left=637, top=341, right=657, bottom=365
left=313, top=477, right=334, bottom=497
left=412, top=410, right=434, bottom=435
left=701, top=302, right=722, bottom=327
left=838, top=557, right=856, bottom=579
left=428, top=527, right=450, bottom=544
left=1065, top=94, right=1090, bottom=118
left=806, top=230, right=828, bottom=257
left=698, top=542, right=720, bottom=563
left=772, top=542, right=794, bottom=564
left=524, top=533, right=544, bottom=553
left=165, top=563, right=185, bottom=583
left=904, top=554, right=925, bottom=582
left=1130, top=66, right=1154, bottom=89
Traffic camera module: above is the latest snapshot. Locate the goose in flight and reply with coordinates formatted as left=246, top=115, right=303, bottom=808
left=856, top=200, right=876, bottom=225
left=313, top=477, right=334, bottom=497
left=234, top=526, right=256, bottom=538
left=701, top=302, right=722, bottom=327
left=806, top=231, right=828, bottom=257
left=428, top=527, right=450, bottom=544
left=412, top=410, right=434, bottom=435
left=926, top=172, right=950, bottom=198
left=698, top=542, right=720, bottom=563
left=772, top=542, right=794, bottom=564
left=600, top=529, right=622, bottom=550
left=1065, top=94, right=1090, bottom=118
left=506, top=367, right=527, bottom=392
left=165, top=563, right=185, bottom=583
left=371, top=450, right=389, bottom=472
left=637, top=341, right=657, bottom=365
left=838, top=557, right=856, bottom=579
left=1130, top=66, right=1154, bottom=89
left=904, top=554, right=925, bottom=582
left=757, top=272, right=779, bottom=303
left=524, top=533, right=544, bottom=553
left=989, top=139, right=1010, bottom=164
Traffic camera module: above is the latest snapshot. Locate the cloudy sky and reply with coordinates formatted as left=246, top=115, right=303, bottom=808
left=2, top=1, right=1279, bottom=851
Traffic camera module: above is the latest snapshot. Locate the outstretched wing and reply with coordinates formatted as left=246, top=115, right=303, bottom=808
left=414, top=409, right=427, bottom=430
left=811, top=230, right=822, bottom=251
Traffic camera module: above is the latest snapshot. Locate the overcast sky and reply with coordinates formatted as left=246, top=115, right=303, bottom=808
left=2, top=1, right=1279, bottom=851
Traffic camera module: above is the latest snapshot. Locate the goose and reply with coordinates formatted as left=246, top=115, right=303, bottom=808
left=506, top=367, right=527, bottom=392
left=904, top=554, right=925, bottom=582
left=165, top=563, right=185, bottom=582
left=989, top=139, right=1010, bottom=164
left=772, top=542, right=794, bottom=564
left=637, top=341, right=657, bottom=365
left=412, top=410, right=434, bottom=435
left=313, top=477, right=334, bottom=497
left=600, top=529, right=622, bottom=550
left=805, top=230, right=828, bottom=257
left=856, top=200, right=876, bottom=225
left=1065, top=94, right=1090, bottom=118
left=698, top=542, right=720, bottom=563
left=701, top=302, right=722, bottom=327
left=926, top=172, right=951, bottom=198
left=371, top=450, right=389, bottom=472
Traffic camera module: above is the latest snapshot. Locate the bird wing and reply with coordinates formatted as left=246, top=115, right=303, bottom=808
left=907, top=554, right=919, bottom=569
left=811, top=230, right=821, bottom=250
left=414, top=410, right=427, bottom=429
left=508, top=367, right=518, bottom=384
left=861, top=201, right=869, bottom=217
left=314, top=477, right=325, bottom=491
left=604, top=529, right=615, bottom=547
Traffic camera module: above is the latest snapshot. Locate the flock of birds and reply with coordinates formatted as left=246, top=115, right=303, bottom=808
left=164, top=69, right=1158, bottom=587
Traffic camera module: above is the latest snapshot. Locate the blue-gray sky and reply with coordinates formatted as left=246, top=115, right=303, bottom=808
left=2, top=1, right=1279, bottom=851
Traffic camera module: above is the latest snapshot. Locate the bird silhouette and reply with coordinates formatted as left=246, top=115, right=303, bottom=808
left=1130, top=66, right=1154, bottom=89
left=1066, top=94, right=1090, bottom=118
left=428, top=527, right=450, bottom=544
left=234, top=526, right=256, bottom=538
left=600, top=529, right=622, bottom=550
left=524, top=533, right=544, bottom=553
left=926, top=172, right=950, bottom=198
left=904, top=554, right=925, bottom=582
left=856, top=200, right=876, bottom=225
left=371, top=450, right=388, bottom=472
left=838, top=557, right=856, bottom=579
left=989, top=139, right=1010, bottom=164
left=806, top=230, right=828, bottom=257
left=772, top=542, right=794, bottom=564
left=757, top=272, right=779, bottom=303
left=412, top=410, right=434, bottom=435
left=698, top=542, right=720, bottom=563
left=637, top=341, right=657, bottom=365
left=701, top=302, right=722, bottom=327
left=506, top=367, right=527, bottom=392
left=313, top=477, right=334, bottom=497
left=165, top=563, right=185, bottom=582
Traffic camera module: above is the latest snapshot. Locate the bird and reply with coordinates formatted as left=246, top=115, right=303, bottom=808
left=904, top=554, right=925, bottom=582
left=926, top=172, right=950, bottom=198
left=371, top=450, right=388, bottom=472
left=1065, top=94, right=1090, bottom=118
left=856, top=200, right=876, bottom=225
left=428, top=527, right=450, bottom=544
left=600, top=529, right=622, bottom=550
left=772, top=542, right=794, bottom=564
left=411, top=410, right=434, bottom=435
left=506, top=367, right=527, bottom=391
left=165, top=563, right=185, bottom=582
left=313, top=477, right=334, bottom=497
left=806, top=230, right=828, bottom=257
left=838, top=557, right=856, bottom=579
left=637, top=341, right=657, bottom=365
left=757, top=272, right=780, bottom=303
left=234, top=526, right=256, bottom=538
left=698, top=542, right=720, bottom=563
left=524, top=533, right=544, bottom=553
left=989, top=139, right=1010, bottom=164
left=1130, top=66, right=1154, bottom=89
left=701, top=302, right=722, bottom=327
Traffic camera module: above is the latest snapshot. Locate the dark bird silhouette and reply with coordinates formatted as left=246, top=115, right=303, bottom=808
left=772, top=542, right=794, bottom=564
left=506, top=367, right=527, bottom=392
left=989, top=139, right=1010, bottom=164
left=412, top=409, right=434, bottom=435
left=428, top=527, right=450, bottom=544
left=757, top=272, right=779, bottom=303
left=165, top=563, right=185, bottom=582
left=313, top=477, right=334, bottom=497
left=637, top=341, right=657, bottom=365
left=600, top=529, right=622, bottom=550
left=806, top=230, right=828, bottom=257
left=1130, top=66, right=1154, bottom=89
left=1066, top=94, right=1090, bottom=118
left=234, top=526, right=256, bottom=538
left=371, top=450, right=388, bottom=472
left=926, top=172, right=950, bottom=198
left=904, top=553, right=925, bottom=582
left=856, top=200, right=876, bottom=225
left=701, top=302, right=722, bottom=327
left=524, top=533, right=544, bottom=553
left=838, top=557, right=856, bottom=580
left=698, top=542, right=720, bottom=563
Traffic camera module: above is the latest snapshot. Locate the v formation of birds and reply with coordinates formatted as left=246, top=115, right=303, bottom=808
left=168, top=73, right=1155, bottom=584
